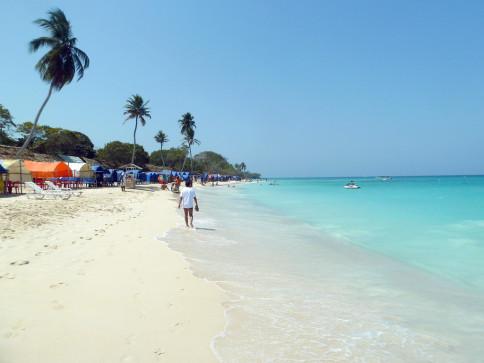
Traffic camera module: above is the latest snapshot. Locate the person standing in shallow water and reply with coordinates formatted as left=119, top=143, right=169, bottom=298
left=178, top=180, right=199, bottom=228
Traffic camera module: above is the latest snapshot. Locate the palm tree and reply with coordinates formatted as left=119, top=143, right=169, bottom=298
left=179, top=135, right=200, bottom=172
left=154, top=130, right=168, bottom=166
left=178, top=113, right=199, bottom=172
left=240, top=162, right=247, bottom=173
left=124, top=94, right=151, bottom=164
left=179, top=112, right=196, bottom=136
left=185, top=129, right=200, bottom=172
left=17, top=8, right=89, bottom=156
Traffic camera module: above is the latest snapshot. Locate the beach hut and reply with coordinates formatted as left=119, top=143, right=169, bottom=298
left=0, top=164, right=7, bottom=194
left=69, top=162, right=93, bottom=178
left=0, top=159, right=32, bottom=182
left=59, top=155, right=84, bottom=164
left=24, top=161, right=72, bottom=179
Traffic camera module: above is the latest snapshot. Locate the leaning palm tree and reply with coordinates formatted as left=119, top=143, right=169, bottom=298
left=17, top=8, right=89, bottom=156
left=154, top=130, right=168, bottom=166
left=124, top=94, right=151, bottom=164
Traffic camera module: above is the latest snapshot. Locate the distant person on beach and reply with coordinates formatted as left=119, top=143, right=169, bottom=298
left=178, top=180, right=199, bottom=228
left=120, top=174, right=126, bottom=192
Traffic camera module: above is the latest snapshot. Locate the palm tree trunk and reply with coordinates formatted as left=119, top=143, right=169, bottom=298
left=16, top=84, right=54, bottom=157
left=189, top=145, right=193, bottom=172
left=160, top=144, right=165, bottom=167
left=131, top=116, right=138, bottom=164
left=181, top=148, right=188, bottom=171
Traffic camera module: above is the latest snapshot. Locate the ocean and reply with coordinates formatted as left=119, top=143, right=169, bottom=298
left=162, top=177, right=484, bottom=362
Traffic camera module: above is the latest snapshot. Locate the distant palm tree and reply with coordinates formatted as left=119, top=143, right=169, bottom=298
left=185, top=129, right=200, bottom=172
left=124, top=94, right=151, bottom=164
left=178, top=113, right=199, bottom=172
left=17, top=8, right=89, bottom=156
left=240, top=162, right=247, bottom=173
left=154, top=130, right=168, bottom=166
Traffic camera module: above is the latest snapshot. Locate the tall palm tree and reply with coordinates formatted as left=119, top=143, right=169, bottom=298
left=178, top=112, right=198, bottom=172
left=17, top=8, right=89, bottom=156
left=124, top=94, right=151, bottom=164
left=154, top=130, right=168, bottom=166
left=179, top=112, right=196, bottom=136
left=179, top=135, right=200, bottom=172
left=185, top=129, right=200, bottom=172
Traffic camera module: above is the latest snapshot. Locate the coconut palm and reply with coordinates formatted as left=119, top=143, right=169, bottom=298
left=17, top=8, right=89, bottom=156
left=154, top=130, right=168, bottom=166
left=124, top=94, right=151, bottom=164
left=185, top=129, right=200, bottom=172
left=179, top=112, right=196, bottom=136
left=178, top=113, right=199, bottom=172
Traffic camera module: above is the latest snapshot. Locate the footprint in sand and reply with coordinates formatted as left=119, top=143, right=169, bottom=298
left=154, top=349, right=165, bottom=357
left=49, top=282, right=66, bottom=289
left=4, top=321, right=26, bottom=338
left=10, top=260, right=29, bottom=266
left=51, top=300, right=64, bottom=310
left=0, top=272, right=16, bottom=280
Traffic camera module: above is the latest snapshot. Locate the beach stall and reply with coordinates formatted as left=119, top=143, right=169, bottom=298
left=59, top=155, right=84, bottom=164
left=24, top=161, right=72, bottom=179
left=0, top=164, right=7, bottom=194
left=0, top=159, right=32, bottom=182
left=91, top=165, right=108, bottom=186
left=69, top=162, right=93, bottom=178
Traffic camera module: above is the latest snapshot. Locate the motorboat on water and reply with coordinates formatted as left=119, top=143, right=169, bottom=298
left=344, top=181, right=360, bottom=189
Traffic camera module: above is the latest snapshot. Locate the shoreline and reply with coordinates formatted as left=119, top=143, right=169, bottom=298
left=0, top=185, right=226, bottom=363
left=164, top=181, right=484, bottom=362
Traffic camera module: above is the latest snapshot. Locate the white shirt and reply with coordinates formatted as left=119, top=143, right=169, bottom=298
left=180, top=187, right=196, bottom=209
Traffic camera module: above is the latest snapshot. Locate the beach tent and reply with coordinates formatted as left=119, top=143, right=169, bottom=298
left=69, top=162, right=93, bottom=178
left=91, top=165, right=109, bottom=174
left=119, top=163, right=142, bottom=171
left=0, top=159, right=32, bottom=182
left=24, top=161, right=72, bottom=179
left=59, top=155, right=84, bottom=163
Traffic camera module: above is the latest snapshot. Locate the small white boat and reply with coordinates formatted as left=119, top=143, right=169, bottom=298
left=344, top=181, right=360, bottom=189
left=378, top=176, right=392, bottom=181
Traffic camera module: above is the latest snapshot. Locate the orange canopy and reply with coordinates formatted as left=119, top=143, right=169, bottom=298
left=24, top=161, right=72, bottom=179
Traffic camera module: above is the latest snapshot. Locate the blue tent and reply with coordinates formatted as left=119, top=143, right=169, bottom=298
left=0, top=164, right=7, bottom=174
left=92, top=165, right=108, bottom=174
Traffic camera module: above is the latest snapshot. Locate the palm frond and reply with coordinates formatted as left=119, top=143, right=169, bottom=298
left=29, top=36, right=60, bottom=52
left=31, top=8, right=88, bottom=89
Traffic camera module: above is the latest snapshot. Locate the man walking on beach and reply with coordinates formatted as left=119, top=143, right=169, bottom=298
left=178, top=179, right=199, bottom=228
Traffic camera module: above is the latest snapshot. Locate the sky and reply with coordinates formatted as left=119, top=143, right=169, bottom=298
left=1, top=0, right=484, bottom=177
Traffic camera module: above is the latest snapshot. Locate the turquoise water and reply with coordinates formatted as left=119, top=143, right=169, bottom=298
left=163, top=177, right=484, bottom=362
left=244, top=176, right=484, bottom=290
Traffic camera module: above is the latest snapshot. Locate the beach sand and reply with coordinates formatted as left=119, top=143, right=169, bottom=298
left=0, top=185, right=225, bottom=363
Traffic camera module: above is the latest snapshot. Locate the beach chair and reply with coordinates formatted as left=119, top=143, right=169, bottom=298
left=25, top=182, right=71, bottom=200
left=45, top=181, right=82, bottom=197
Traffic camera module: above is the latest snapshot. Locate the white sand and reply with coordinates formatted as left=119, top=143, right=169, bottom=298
left=0, top=185, right=225, bottom=363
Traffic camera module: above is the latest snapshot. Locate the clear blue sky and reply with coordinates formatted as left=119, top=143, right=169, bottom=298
left=1, top=0, right=484, bottom=177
